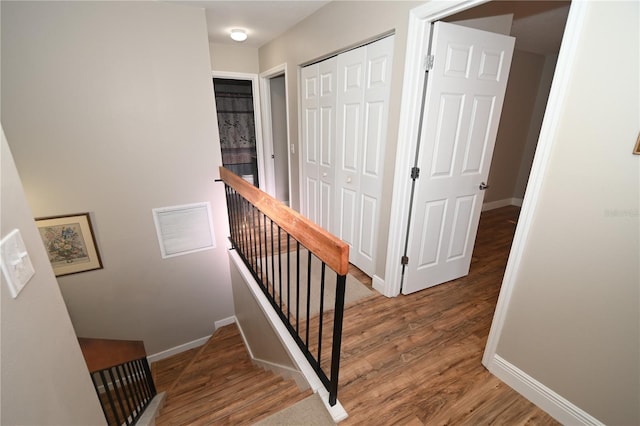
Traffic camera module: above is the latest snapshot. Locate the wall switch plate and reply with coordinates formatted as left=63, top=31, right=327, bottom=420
left=1, top=229, right=35, bottom=298
left=290, top=144, right=295, bottom=155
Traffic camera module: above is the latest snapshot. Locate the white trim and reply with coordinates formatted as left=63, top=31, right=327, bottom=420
left=481, top=197, right=523, bottom=211
left=228, top=250, right=348, bottom=423
left=487, top=355, right=604, bottom=425
left=384, top=2, right=492, bottom=297
left=146, top=316, right=235, bottom=363
left=137, top=392, right=166, bottom=426
left=147, top=334, right=210, bottom=364
left=214, top=315, right=236, bottom=329
left=482, top=0, right=587, bottom=366
left=259, top=64, right=292, bottom=203
left=372, top=275, right=387, bottom=296
left=212, top=70, right=267, bottom=192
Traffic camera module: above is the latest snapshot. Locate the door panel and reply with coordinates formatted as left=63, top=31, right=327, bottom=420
left=336, top=35, right=394, bottom=276
left=403, top=22, right=514, bottom=294
left=300, top=58, right=337, bottom=231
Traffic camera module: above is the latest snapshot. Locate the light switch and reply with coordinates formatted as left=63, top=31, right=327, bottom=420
left=290, top=144, right=295, bottom=155
left=1, top=229, right=35, bottom=298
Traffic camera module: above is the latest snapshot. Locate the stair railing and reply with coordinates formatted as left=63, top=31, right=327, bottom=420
left=78, top=337, right=157, bottom=426
left=219, top=166, right=349, bottom=406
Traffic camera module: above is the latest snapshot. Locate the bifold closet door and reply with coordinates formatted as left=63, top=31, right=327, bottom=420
left=300, top=57, right=337, bottom=231
left=335, top=36, right=394, bottom=276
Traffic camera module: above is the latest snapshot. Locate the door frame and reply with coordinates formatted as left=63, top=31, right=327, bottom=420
left=384, top=0, right=584, bottom=375
left=259, top=64, right=292, bottom=203
left=212, top=70, right=267, bottom=192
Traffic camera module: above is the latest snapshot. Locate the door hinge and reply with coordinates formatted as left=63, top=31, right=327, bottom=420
left=410, top=167, right=420, bottom=180
left=401, top=255, right=409, bottom=265
left=424, top=55, right=434, bottom=71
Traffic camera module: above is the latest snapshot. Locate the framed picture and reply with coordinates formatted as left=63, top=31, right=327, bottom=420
left=35, top=213, right=103, bottom=276
left=634, top=132, right=640, bottom=155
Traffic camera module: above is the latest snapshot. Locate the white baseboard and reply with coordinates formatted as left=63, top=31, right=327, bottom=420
left=487, top=355, right=603, bottom=425
left=147, top=316, right=237, bottom=363
left=147, top=335, right=210, bottom=364
left=215, top=316, right=236, bottom=329
left=482, top=197, right=524, bottom=211
left=372, top=275, right=388, bottom=296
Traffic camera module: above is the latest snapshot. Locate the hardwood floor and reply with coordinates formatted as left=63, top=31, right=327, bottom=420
left=152, top=206, right=559, bottom=425
left=336, top=206, right=557, bottom=425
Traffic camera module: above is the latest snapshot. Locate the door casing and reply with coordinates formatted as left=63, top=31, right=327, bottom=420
left=383, top=0, right=584, bottom=413
left=260, top=64, right=292, bottom=203
left=212, top=70, right=266, bottom=192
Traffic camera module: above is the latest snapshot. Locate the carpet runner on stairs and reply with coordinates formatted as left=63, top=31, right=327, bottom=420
left=151, top=323, right=318, bottom=425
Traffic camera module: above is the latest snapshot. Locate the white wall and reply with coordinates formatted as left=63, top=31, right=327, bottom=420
left=1, top=129, right=106, bottom=425
left=1, top=1, right=233, bottom=355
left=492, top=2, right=639, bottom=424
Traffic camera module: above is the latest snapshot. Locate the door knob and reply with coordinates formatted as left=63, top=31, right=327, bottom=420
left=347, top=177, right=352, bottom=183
left=479, top=182, right=489, bottom=190
left=322, top=172, right=327, bottom=177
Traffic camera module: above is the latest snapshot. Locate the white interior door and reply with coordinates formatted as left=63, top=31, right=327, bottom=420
left=402, top=22, right=514, bottom=294
left=300, top=58, right=337, bottom=230
left=335, top=36, right=394, bottom=276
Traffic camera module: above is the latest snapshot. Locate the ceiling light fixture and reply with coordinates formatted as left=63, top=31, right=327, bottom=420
left=230, top=29, right=247, bottom=42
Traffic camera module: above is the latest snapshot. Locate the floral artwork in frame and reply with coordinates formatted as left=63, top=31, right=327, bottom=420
left=35, top=213, right=103, bottom=276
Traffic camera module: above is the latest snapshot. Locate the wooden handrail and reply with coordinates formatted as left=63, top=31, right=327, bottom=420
left=78, top=337, right=147, bottom=373
left=220, top=167, right=349, bottom=276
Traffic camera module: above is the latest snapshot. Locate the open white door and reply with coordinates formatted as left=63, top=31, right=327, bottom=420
left=402, top=22, right=515, bottom=294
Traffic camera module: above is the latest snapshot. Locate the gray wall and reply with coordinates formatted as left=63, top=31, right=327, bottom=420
left=485, top=49, right=546, bottom=203
left=494, top=2, right=639, bottom=424
left=1, top=129, right=106, bottom=425
left=1, top=1, right=233, bottom=355
left=210, top=42, right=259, bottom=73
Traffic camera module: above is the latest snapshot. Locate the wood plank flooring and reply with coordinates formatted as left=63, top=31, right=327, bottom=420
left=152, top=206, right=559, bottom=425
left=336, top=206, right=557, bottom=425
left=152, top=325, right=312, bottom=425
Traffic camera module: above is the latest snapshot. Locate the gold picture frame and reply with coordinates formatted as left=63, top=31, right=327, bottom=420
left=35, top=213, right=103, bottom=276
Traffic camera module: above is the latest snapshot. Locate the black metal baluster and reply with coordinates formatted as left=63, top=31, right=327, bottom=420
left=248, top=205, right=256, bottom=269
left=296, top=241, right=300, bottom=334
left=270, top=220, right=275, bottom=299
left=141, top=358, right=156, bottom=396
left=231, top=188, right=240, bottom=248
left=329, top=274, right=347, bottom=406
left=263, top=214, right=269, bottom=293
left=115, top=364, right=135, bottom=420
left=91, top=373, right=112, bottom=425
left=305, top=250, right=312, bottom=346
left=123, top=362, right=142, bottom=414
left=241, top=198, right=249, bottom=259
left=278, top=226, right=282, bottom=309
left=318, top=262, right=326, bottom=366
left=287, top=234, right=291, bottom=321
left=107, top=368, right=130, bottom=425
left=133, top=360, right=151, bottom=400
left=257, top=210, right=264, bottom=284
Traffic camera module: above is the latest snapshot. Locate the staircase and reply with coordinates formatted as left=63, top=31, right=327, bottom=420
left=151, top=323, right=315, bottom=425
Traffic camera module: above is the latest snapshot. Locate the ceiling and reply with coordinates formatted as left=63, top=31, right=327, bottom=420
left=174, top=1, right=330, bottom=48
left=173, top=1, right=570, bottom=54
